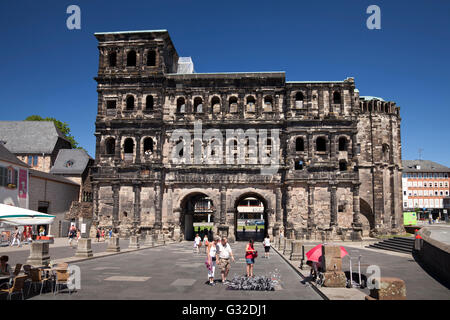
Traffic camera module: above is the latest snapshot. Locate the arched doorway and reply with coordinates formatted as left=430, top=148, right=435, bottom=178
left=180, top=193, right=214, bottom=241
left=360, top=198, right=375, bottom=231
left=234, top=193, right=268, bottom=241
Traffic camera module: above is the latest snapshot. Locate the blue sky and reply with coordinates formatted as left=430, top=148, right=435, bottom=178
left=1, top=0, right=449, bottom=166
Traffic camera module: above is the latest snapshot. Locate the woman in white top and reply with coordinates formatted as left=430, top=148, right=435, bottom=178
left=203, top=234, right=209, bottom=253
left=206, top=237, right=219, bottom=286
left=263, top=236, right=271, bottom=258
left=194, top=234, right=201, bottom=254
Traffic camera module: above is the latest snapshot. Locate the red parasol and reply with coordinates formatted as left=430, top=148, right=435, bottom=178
left=305, top=244, right=348, bottom=262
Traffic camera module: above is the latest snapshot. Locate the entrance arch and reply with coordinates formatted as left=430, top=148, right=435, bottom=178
left=234, top=193, right=268, bottom=241
left=180, top=192, right=215, bottom=241
left=360, top=198, right=375, bottom=232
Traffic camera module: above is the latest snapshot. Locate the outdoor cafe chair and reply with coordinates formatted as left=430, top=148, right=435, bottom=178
left=28, top=268, right=52, bottom=296
left=54, top=269, right=72, bottom=295
left=0, top=275, right=27, bottom=300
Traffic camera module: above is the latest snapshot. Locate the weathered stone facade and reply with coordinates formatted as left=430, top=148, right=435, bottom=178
left=91, top=30, right=403, bottom=241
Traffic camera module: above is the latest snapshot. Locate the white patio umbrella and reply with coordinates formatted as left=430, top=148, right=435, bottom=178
left=0, top=204, right=55, bottom=226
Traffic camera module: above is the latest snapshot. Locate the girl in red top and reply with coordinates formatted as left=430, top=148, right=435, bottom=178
left=245, top=239, right=256, bottom=277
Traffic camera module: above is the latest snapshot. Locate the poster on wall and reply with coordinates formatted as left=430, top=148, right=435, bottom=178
left=18, top=169, right=27, bottom=199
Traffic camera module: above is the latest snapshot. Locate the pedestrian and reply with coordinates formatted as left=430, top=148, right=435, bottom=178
left=245, top=239, right=257, bottom=277
left=263, top=235, right=271, bottom=258
left=108, top=228, right=113, bottom=238
left=306, top=259, right=323, bottom=281
left=206, top=236, right=220, bottom=286
left=96, top=228, right=100, bottom=242
left=39, top=226, right=45, bottom=236
left=10, top=227, right=21, bottom=247
left=194, top=234, right=201, bottom=254
left=243, top=226, right=246, bottom=234
left=217, top=237, right=235, bottom=283
left=255, top=225, right=258, bottom=233
left=68, top=226, right=77, bottom=247
left=101, top=228, right=105, bottom=241
left=203, top=234, right=209, bottom=253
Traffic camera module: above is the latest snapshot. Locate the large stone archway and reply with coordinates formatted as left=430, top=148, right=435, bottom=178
left=178, top=192, right=216, bottom=241
left=232, top=192, right=270, bottom=241
left=360, top=198, right=375, bottom=232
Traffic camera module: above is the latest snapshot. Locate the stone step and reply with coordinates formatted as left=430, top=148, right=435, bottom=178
left=378, top=240, right=414, bottom=249
left=367, top=244, right=412, bottom=254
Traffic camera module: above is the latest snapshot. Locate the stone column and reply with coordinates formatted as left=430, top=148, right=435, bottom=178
left=220, top=186, right=226, bottom=225
left=154, top=184, right=162, bottom=230
left=112, top=183, right=120, bottom=229
left=115, top=136, right=121, bottom=161
left=307, top=183, right=315, bottom=238
left=133, top=182, right=141, bottom=225
left=144, top=230, right=155, bottom=247
left=351, top=183, right=362, bottom=241
left=330, top=184, right=337, bottom=227
left=135, top=136, right=141, bottom=164
left=275, top=186, right=282, bottom=227
left=26, top=242, right=50, bottom=267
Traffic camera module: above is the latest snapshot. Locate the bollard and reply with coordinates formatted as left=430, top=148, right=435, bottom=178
left=290, top=240, right=303, bottom=261
left=26, top=242, right=50, bottom=267
left=279, top=237, right=285, bottom=252
left=107, top=237, right=120, bottom=252
left=129, top=235, right=140, bottom=249
left=75, top=238, right=93, bottom=257
left=365, top=277, right=406, bottom=300
left=283, top=239, right=293, bottom=256
left=144, top=232, right=154, bottom=247
left=321, top=245, right=346, bottom=287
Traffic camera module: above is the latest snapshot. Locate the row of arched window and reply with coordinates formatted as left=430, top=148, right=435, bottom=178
left=175, top=95, right=274, bottom=114
left=294, top=136, right=349, bottom=152
left=106, top=95, right=155, bottom=111
left=107, top=49, right=157, bottom=68
left=294, top=158, right=348, bottom=171
left=293, top=91, right=342, bottom=108
left=104, top=137, right=155, bottom=156
left=105, top=91, right=343, bottom=114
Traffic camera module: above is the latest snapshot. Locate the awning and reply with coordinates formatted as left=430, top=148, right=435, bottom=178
left=0, top=204, right=55, bottom=226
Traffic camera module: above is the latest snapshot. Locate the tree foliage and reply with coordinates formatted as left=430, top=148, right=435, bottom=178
left=24, top=115, right=82, bottom=149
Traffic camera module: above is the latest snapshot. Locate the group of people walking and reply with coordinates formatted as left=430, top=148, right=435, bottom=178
left=198, top=234, right=272, bottom=286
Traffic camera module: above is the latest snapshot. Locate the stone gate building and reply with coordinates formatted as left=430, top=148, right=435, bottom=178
left=91, top=30, right=404, bottom=241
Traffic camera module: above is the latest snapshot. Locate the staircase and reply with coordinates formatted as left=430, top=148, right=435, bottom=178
left=367, top=236, right=415, bottom=254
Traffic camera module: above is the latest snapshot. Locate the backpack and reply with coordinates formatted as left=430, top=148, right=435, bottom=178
left=253, top=250, right=258, bottom=259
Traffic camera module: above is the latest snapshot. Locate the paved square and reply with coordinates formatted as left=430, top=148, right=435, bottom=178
left=29, top=241, right=322, bottom=300
left=104, top=276, right=151, bottom=282
left=170, top=279, right=197, bottom=286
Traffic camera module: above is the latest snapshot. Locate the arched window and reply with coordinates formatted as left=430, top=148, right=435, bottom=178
left=194, top=97, right=203, bottom=113
left=143, top=137, right=154, bottom=155
left=177, top=138, right=184, bottom=157
left=105, top=138, right=115, bottom=155
left=147, top=50, right=156, bottom=66
left=338, top=137, right=347, bottom=151
left=333, top=91, right=341, bottom=104
left=316, top=137, right=326, bottom=152
left=146, top=95, right=154, bottom=110
left=109, top=52, right=117, bottom=67
left=295, top=92, right=304, bottom=108
left=127, top=50, right=136, bottom=67
left=229, top=96, right=238, bottom=113
left=124, top=138, right=134, bottom=154
left=246, top=96, right=256, bottom=113
left=263, top=96, right=273, bottom=112
left=177, top=97, right=186, bottom=113
left=211, top=96, right=221, bottom=114
left=126, top=96, right=134, bottom=110
left=339, top=160, right=347, bottom=171
left=266, top=138, right=272, bottom=156
left=385, top=105, right=390, bottom=113
left=382, top=144, right=390, bottom=161
left=295, top=137, right=304, bottom=152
